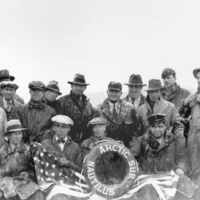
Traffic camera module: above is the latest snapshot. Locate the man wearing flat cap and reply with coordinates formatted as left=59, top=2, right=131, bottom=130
left=43, top=80, right=62, bottom=114
left=123, top=74, right=146, bottom=112
left=0, top=81, right=23, bottom=121
left=58, top=74, right=99, bottom=144
left=0, top=69, right=25, bottom=104
left=98, top=81, right=139, bottom=147
left=161, top=68, right=190, bottom=110
left=137, top=79, right=184, bottom=137
left=179, top=68, right=200, bottom=199
left=16, top=81, right=56, bottom=144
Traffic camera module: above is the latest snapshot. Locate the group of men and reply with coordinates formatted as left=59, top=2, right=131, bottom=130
left=0, top=67, right=199, bottom=200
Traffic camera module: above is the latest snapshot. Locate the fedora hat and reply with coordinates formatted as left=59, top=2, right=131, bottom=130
left=46, top=80, right=62, bottom=95
left=0, top=69, right=15, bottom=81
left=145, top=79, right=163, bottom=91
left=124, top=74, right=146, bottom=86
left=6, top=119, right=26, bottom=134
left=68, top=74, right=89, bottom=86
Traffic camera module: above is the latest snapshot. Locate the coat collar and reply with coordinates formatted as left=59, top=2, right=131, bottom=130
left=52, top=134, right=72, bottom=152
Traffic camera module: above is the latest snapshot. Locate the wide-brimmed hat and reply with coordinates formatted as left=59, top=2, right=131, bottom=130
left=68, top=74, right=89, bottom=86
left=147, top=114, right=166, bottom=127
left=87, top=117, right=107, bottom=127
left=0, top=69, right=15, bottom=82
left=124, top=74, right=146, bottom=86
left=28, top=81, right=46, bottom=91
left=161, top=68, right=176, bottom=79
left=1, top=81, right=19, bottom=90
left=6, top=119, right=26, bottom=134
left=51, top=115, right=74, bottom=126
left=46, top=80, right=62, bottom=95
left=145, top=79, right=163, bottom=91
left=108, top=81, right=122, bottom=91
left=193, top=68, right=200, bottom=79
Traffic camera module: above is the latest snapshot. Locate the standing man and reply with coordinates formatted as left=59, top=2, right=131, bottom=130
left=43, top=80, right=62, bottom=114
left=123, top=74, right=146, bottom=112
left=98, top=81, right=139, bottom=147
left=137, top=79, right=183, bottom=136
left=16, top=81, right=56, bottom=144
left=0, top=81, right=22, bottom=121
left=161, top=68, right=190, bottom=110
left=0, top=69, right=25, bottom=104
left=58, top=74, right=99, bottom=144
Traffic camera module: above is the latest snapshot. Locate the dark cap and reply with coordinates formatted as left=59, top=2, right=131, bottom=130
left=28, top=81, right=46, bottom=91
left=46, top=80, right=62, bottom=95
left=108, top=81, right=122, bottom=91
left=68, top=74, right=89, bottom=86
left=124, top=74, right=146, bottom=86
left=161, top=68, right=176, bottom=79
left=0, top=69, right=15, bottom=82
left=1, top=81, right=19, bottom=90
left=193, top=68, right=200, bottom=79
left=147, top=114, right=166, bottom=127
left=145, top=79, right=163, bottom=91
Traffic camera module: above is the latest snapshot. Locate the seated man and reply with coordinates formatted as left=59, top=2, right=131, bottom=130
left=0, top=119, right=44, bottom=200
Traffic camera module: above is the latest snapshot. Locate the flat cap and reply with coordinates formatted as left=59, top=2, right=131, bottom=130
left=1, top=81, right=19, bottom=90
left=147, top=114, right=166, bottom=127
left=28, top=81, right=46, bottom=90
left=108, top=81, right=122, bottom=91
left=193, top=68, right=200, bottom=79
left=51, top=115, right=74, bottom=126
left=161, top=68, right=176, bottom=79
left=87, top=117, right=107, bottom=127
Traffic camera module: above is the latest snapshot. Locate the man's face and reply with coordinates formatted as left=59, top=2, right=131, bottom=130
left=53, top=124, right=71, bottom=139
left=71, top=83, right=86, bottom=97
left=148, top=90, right=161, bottom=102
left=2, top=87, right=16, bottom=100
left=150, top=123, right=166, bottom=139
left=45, top=90, right=59, bottom=102
left=8, top=131, right=23, bottom=146
left=128, top=85, right=142, bottom=99
left=30, top=88, right=45, bottom=102
left=163, top=75, right=176, bottom=87
left=107, top=89, right=122, bottom=102
left=197, top=72, right=200, bottom=87
left=92, top=124, right=106, bottom=138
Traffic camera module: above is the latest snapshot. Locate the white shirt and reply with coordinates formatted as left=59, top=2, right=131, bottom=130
left=128, top=96, right=141, bottom=111
left=3, top=98, right=13, bottom=112
left=55, top=136, right=68, bottom=151
left=108, top=101, right=120, bottom=114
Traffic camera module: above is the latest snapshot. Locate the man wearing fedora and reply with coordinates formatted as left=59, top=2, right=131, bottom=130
left=16, top=81, right=56, bottom=144
left=0, top=69, right=25, bottom=104
left=98, top=81, right=139, bottom=147
left=0, top=81, right=23, bottom=121
left=137, top=79, right=184, bottom=137
left=161, top=68, right=191, bottom=110
left=0, top=119, right=45, bottom=200
left=43, top=80, right=62, bottom=114
left=58, top=73, right=99, bottom=144
left=123, top=74, right=146, bottom=112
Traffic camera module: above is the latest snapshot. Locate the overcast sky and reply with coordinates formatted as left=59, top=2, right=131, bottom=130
left=0, top=0, right=200, bottom=103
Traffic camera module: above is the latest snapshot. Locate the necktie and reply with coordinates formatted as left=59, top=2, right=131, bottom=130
left=57, top=138, right=65, bottom=144
left=131, top=98, right=135, bottom=105
left=113, top=103, right=118, bottom=121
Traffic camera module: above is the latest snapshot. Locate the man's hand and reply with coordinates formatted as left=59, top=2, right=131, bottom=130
left=184, top=94, right=197, bottom=106
left=57, top=157, right=72, bottom=168
left=175, top=168, right=184, bottom=176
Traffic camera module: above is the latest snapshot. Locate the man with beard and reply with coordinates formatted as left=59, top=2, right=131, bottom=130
left=137, top=79, right=184, bottom=137
left=16, top=81, right=56, bottom=144
left=161, top=68, right=190, bottom=110
left=98, top=82, right=139, bottom=146
left=58, top=74, right=99, bottom=144
left=123, top=74, right=146, bottom=112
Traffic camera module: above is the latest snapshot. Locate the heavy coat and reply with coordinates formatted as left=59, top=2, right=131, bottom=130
left=130, top=131, right=187, bottom=174
left=98, top=99, right=139, bottom=147
left=137, top=96, right=182, bottom=136
left=162, top=83, right=191, bottom=110
left=58, top=91, right=100, bottom=143
left=0, top=108, right=7, bottom=148
left=43, top=98, right=62, bottom=114
left=0, top=142, right=41, bottom=200
left=0, top=96, right=23, bottom=121
left=16, top=102, right=56, bottom=144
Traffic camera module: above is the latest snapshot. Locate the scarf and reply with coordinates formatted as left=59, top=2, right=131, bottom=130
left=28, top=100, right=45, bottom=109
